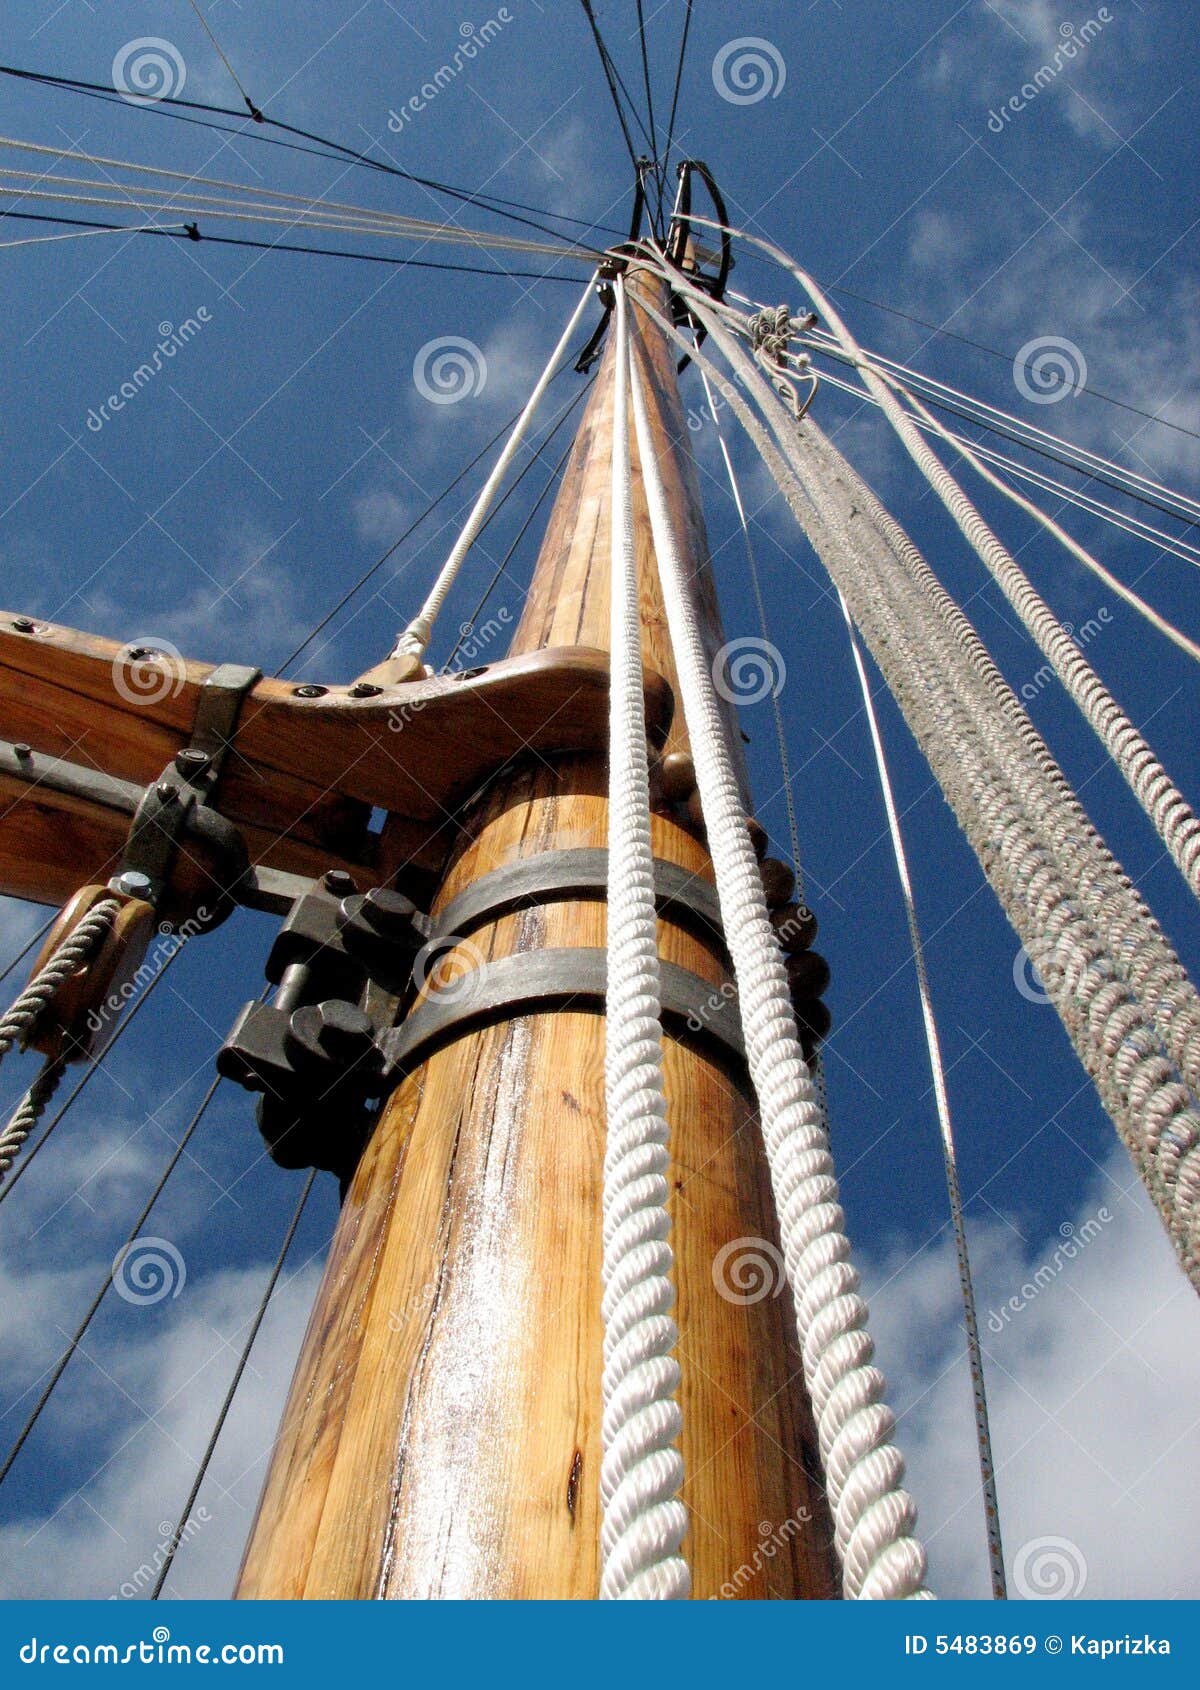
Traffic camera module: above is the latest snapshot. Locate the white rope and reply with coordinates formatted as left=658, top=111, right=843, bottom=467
left=0, top=138, right=594, bottom=259
left=727, top=280, right=1200, bottom=530
left=797, top=326, right=1200, bottom=530
left=648, top=281, right=1200, bottom=1284
left=626, top=291, right=930, bottom=1600
left=701, top=229, right=1200, bottom=903
left=809, top=364, right=1200, bottom=573
left=836, top=591, right=1006, bottom=1599
left=599, top=278, right=689, bottom=1600
left=391, top=276, right=597, bottom=662
left=0, top=177, right=582, bottom=258
left=695, top=354, right=834, bottom=1134
left=0, top=220, right=186, bottom=249
left=869, top=365, right=1200, bottom=666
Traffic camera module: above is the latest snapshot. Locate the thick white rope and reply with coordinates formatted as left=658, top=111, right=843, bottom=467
left=648, top=285, right=1200, bottom=1283
left=695, top=356, right=834, bottom=1124
left=792, top=323, right=1200, bottom=530
left=660, top=266, right=1200, bottom=1097
left=626, top=296, right=930, bottom=1600
left=871, top=367, right=1200, bottom=667
left=808, top=362, right=1200, bottom=574
left=836, top=592, right=1006, bottom=1599
left=390, top=277, right=597, bottom=663
left=717, top=236, right=1200, bottom=902
left=599, top=279, right=689, bottom=1600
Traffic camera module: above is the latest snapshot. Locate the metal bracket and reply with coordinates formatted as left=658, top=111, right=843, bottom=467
left=185, top=663, right=261, bottom=804
left=429, top=847, right=725, bottom=949
left=382, top=946, right=745, bottom=1077
left=119, top=663, right=260, bottom=912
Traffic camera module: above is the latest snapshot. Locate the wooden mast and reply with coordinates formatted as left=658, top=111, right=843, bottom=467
left=235, top=269, right=838, bottom=1600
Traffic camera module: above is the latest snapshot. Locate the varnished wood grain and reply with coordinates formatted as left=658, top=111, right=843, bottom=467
left=237, top=271, right=838, bottom=1601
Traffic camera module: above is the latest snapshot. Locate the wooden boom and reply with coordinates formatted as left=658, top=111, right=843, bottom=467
left=235, top=271, right=838, bottom=1599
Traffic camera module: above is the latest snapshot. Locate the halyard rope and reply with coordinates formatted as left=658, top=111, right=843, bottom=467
left=599, top=278, right=689, bottom=1600
left=626, top=289, right=931, bottom=1600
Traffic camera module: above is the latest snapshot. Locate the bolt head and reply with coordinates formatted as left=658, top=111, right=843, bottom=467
left=11, top=617, right=36, bottom=634
left=349, top=682, right=383, bottom=699
left=293, top=684, right=327, bottom=699
left=13, top=742, right=32, bottom=760
left=112, top=870, right=154, bottom=901
left=289, top=1000, right=378, bottom=1067
left=175, top=748, right=211, bottom=777
left=322, top=869, right=357, bottom=897
left=155, top=781, right=178, bottom=804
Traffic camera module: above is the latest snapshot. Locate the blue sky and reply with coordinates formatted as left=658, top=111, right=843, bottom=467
left=0, top=0, right=1197, bottom=1601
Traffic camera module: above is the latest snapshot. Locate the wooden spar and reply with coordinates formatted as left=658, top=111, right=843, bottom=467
left=235, top=269, right=839, bottom=1600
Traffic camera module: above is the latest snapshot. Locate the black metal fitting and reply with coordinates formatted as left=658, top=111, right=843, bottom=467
left=219, top=879, right=426, bottom=1181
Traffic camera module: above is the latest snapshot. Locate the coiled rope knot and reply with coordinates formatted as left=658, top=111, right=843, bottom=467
left=748, top=304, right=793, bottom=367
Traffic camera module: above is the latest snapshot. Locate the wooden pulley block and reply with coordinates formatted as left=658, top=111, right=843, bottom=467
left=22, top=883, right=157, bottom=1063
left=759, top=857, right=796, bottom=907
left=771, top=901, right=818, bottom=953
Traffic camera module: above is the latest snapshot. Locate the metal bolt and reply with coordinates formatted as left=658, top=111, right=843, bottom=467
left=13, top=742, right=32, bottom=761
left=293, top=684, right=327, bottom=699
left=156, top=781, right=178, bottom=804
left=11, top=618, right=35, bottom=634
left=322, top=869, right=357, bottom=897
left=112, top=870, right=154, bottom=900
left=348, top=682, right=383, bottom=699
left=289, top=1000, right=378, bottom=1068
left=174, top=748, right=211, bottom=778
left=129, top=646, right=156, bottom=661
left=342, top=887, right=417, bottom=938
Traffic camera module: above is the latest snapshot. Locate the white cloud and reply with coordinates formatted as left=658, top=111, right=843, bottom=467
left=865, top=1143, right=1200, bottom=1598
left=0, top=1243, right=322, bottom=1601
